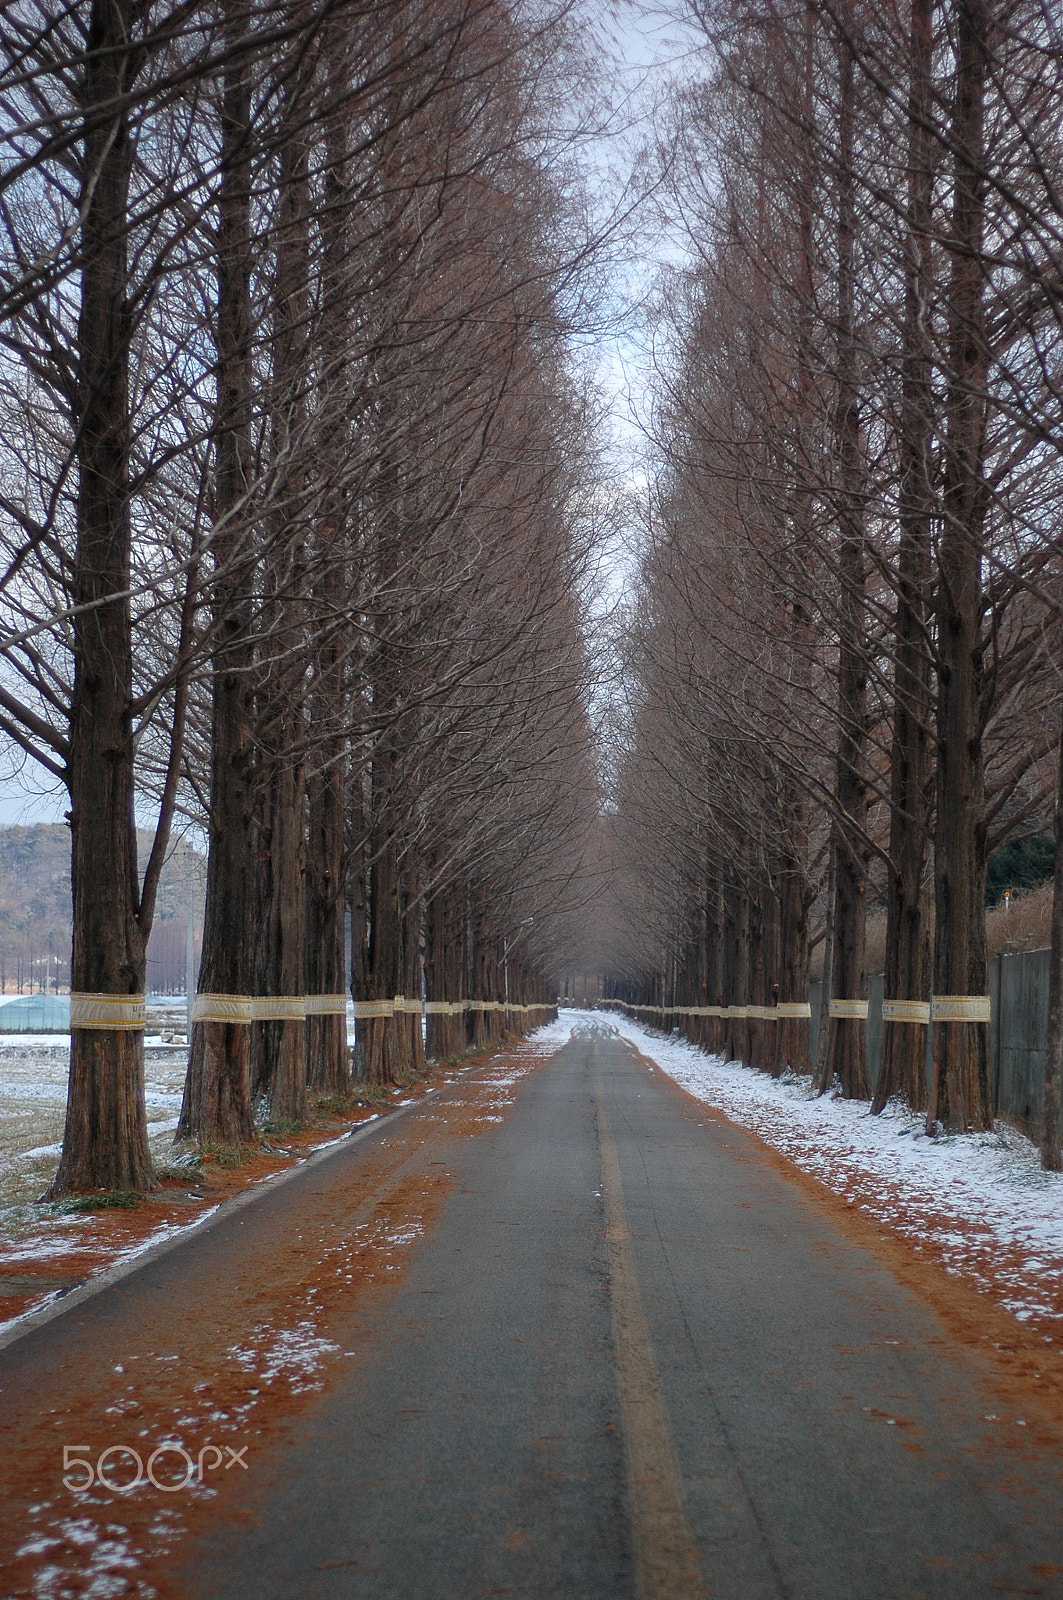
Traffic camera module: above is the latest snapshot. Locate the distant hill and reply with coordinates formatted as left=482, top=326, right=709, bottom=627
left=0, top=823, right=204, bottom=995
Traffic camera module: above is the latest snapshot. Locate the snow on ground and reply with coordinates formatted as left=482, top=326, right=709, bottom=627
left=0, top=1026, right=188, bottom=1245
left=229, top=1320, right=342, bottom=1391
left=598, top=1009, right=1063, bottom=1332
left=520, top=1014, right=575, bottom=1055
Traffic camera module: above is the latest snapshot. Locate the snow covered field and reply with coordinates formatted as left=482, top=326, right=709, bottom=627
left=596, top=1009, right=1063, bottom=1333
left=0, top=997, right=364, bottom=1235
left=0, top=1012, right=188, bottom=1238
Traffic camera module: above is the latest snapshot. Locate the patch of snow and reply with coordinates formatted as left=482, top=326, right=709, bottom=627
left=0, top=1079, right=68, bottom=1102
left=384, top=1222, right=423, bottom=1247
left=110, top=1206, right=222, bottom=1270
left=0, top=1231, right=91, bottom=1263
left=0, top=1034, right=70, bottom=1049
left=229, top=1319, right=340, bottom=1389
left=521, top=1016, right=575, bottom=1054
left=19, top=1516, right=144, bottom=1600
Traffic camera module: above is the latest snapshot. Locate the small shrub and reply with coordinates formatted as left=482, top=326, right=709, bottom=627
left=348, top=1082, right=390, bottom=1107
left=309, top=1093, right=352, bottom=1117
left=155, top=1161, right=204, bottom=1184
left=201, top=1141, right=254, bottom=1168
left=65, top=1190, right=143, bottom=1213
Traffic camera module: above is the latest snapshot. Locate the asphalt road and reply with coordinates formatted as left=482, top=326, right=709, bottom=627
left=4, top=1019, right=1063, bottom=1599
left=184, top=1021, right=1063, bottom=1599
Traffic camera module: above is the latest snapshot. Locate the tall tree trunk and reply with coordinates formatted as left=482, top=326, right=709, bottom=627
left=723, top=881, right=750, bottom=1064
left=180, top=2, right=256, bottom=1145
left=775, top=0, right=817, bottom=1082
left=813, top=852, right=837, bottom=1094
left=253, top=755, right=307, bottom=1120
left=758, top=870, right=783, bottom=1076
left=706, top=880, right=724, bottom=1055
left=470, top=908, right=488, bottom=1049
left=252, top=106, right=311, bottom=1124
left=778, top=825, right=813, bottom=1073
left=348, top=823, right=370, bottom=1080
left=49, top=0, right=152, bottom=1197
left=436, top=886, right=465, bottom=1059
left=306, top=713, right=348, bottom=1093
left=306, top=37, right=352, bottom=1096
left=747, top=880, right=767, bottom=1071
left=424, top=884, right=446, bottom=1060
left=393, top=870, right=422, bottom=1077
left=874, top=0, right=935, bottom=1115
left=364, top=751, right=402, bottom=1085
left=826, top=25, right=870, bottom=1101
left=409, top=881, right=426, bottom=1071
left=1041, top=706, right=1063, bottom=1170
left=927, top=0, right=992, bottom=1133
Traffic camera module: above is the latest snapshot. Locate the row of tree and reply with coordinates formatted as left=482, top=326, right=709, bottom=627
left=601, top=0, right=1063, bottom=1164
left=0, top=0, right=604, bottom=1195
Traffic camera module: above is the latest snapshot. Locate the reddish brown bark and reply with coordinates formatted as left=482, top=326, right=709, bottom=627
left=927, top=0, right=992, bottom=1134
left=180, top=0, right=256, bottom=1145
left=252, top=107, right=311, bottom=1125
left=825, top=27, right=870, bottom=1102
left=874, top=0, right=935, bottom=1116
left=305, top=38, right=352, bottom=1098
left=48, top=0, right=152, bottom=1199
left=1041, top=708, right=1063, bottom=1170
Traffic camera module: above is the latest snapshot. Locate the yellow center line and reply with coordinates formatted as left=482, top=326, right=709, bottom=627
left=594, top=1063, right=704, bottom=1600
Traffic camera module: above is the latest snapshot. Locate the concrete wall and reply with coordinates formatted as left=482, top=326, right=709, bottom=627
left=810, top=948, right=1050, bottom=1137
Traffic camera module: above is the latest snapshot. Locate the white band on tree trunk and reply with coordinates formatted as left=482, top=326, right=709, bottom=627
left=352, top=999, right=394, bottom=1019
left=184, top=994, right=554, bottom=1027
left=829, top=999, right=869, bottom=1020
left=70, top=992, right=145, bottom=1030
left=882, top=999, right=931, bottom=1024
left=192, top=994, right=254, bottom=1024
left=777, top=1001, right=813, bottom=1019
left=931, top=995, right=991, bottom=1023
left=746, top=1005, right=776, bottom=1020
left=252, top=996, right=306, bottom=1022
left=304, top=994, right=348, bottom=1016
left=727, top=1005, right=749, bottom=1018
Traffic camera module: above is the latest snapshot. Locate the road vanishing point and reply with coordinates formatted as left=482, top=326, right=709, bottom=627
left=2, top=1019, right=1062, bottom=1598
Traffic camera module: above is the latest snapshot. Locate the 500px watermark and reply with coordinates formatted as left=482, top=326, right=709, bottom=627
left=63, top=1443, right=248, bottom=1493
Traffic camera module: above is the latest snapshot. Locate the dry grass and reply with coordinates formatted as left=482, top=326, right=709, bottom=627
left=811, top=882, right=1053, bottom=980
left=986, top=880, right=1053, bottom=958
